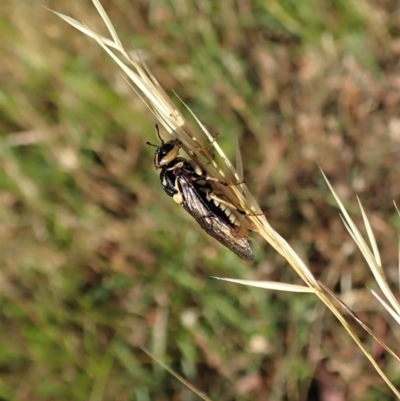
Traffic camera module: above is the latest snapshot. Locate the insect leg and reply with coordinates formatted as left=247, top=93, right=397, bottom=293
left=191, top=133, right=220, bottom=153
left=207, top=153, right=216, bottom=165
left=187, top=134, right=220, bottom=165
left=204, top=176, right=246, bottom=187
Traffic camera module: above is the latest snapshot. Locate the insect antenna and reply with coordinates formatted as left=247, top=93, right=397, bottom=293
left=155, top=123, right=164, bottom=144
left=146, top=124, right=165, bottom=147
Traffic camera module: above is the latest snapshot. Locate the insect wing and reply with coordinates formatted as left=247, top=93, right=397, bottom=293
left=178, top=174, right=254, bottom=261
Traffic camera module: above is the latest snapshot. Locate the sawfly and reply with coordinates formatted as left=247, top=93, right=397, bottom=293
left=147, top=126, right=254, bottom=261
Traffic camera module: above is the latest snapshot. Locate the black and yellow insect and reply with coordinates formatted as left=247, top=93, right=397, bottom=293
left=147, top=126, right=254, bottom=261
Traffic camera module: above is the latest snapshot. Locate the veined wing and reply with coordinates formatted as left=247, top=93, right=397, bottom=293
left=177, top=174, right=254, bottom=261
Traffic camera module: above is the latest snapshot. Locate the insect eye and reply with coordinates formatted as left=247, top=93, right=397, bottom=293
left=160, top=143, right=175, bottom=158
left=156, top=142, right=180, bottom=167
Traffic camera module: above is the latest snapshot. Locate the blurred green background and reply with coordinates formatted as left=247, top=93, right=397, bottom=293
left=1, top=0, right=400, bottom=400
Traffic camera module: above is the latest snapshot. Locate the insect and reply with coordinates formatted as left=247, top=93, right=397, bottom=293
left=147, top=126, right=254, bottom=261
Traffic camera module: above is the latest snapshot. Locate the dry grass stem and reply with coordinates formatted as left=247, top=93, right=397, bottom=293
left=211, top=278, right=316, bottom=293
left=141, top=349, right=213, bottom=401
left=322, top=170, right=400, bottom=317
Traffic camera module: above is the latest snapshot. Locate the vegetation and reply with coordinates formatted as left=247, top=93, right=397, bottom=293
left=1, top=0, right=400, bottom=400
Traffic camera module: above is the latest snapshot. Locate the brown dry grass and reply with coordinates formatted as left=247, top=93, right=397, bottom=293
left=1, top=0, right=400, bottom=400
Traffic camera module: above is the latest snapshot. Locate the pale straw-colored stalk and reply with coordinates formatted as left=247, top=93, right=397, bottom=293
left=49, top=1, right=400, bottom=397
